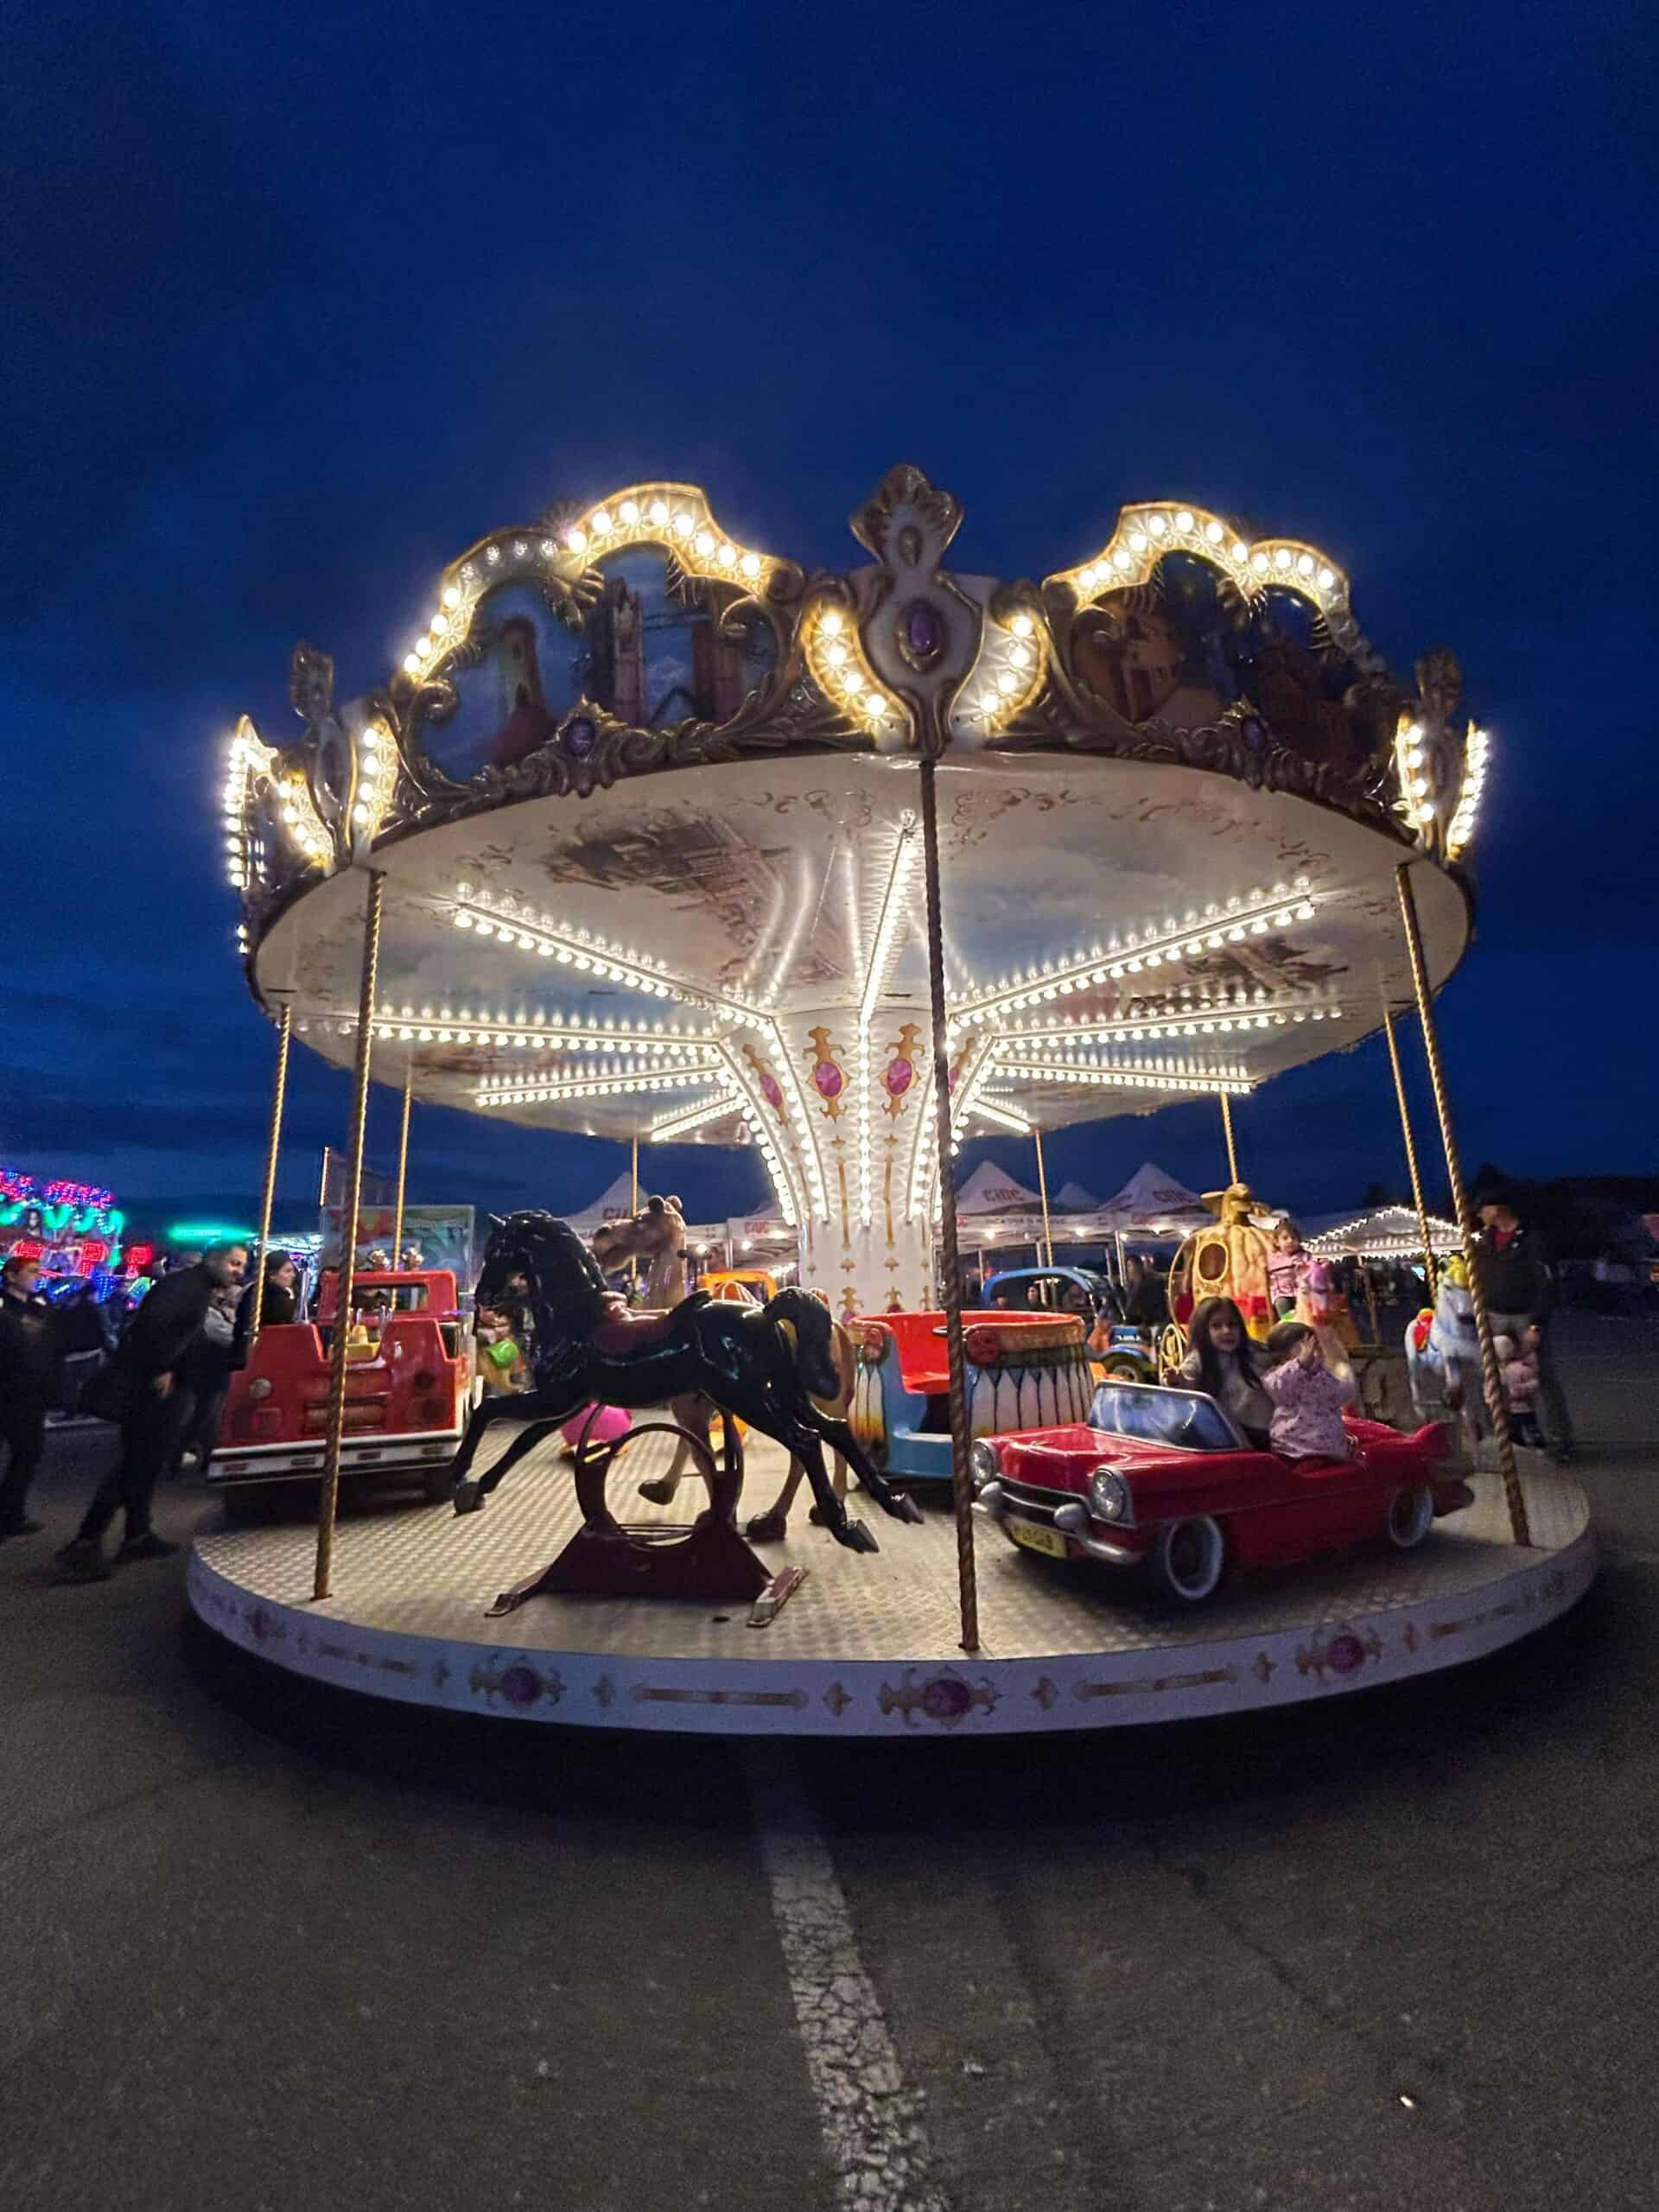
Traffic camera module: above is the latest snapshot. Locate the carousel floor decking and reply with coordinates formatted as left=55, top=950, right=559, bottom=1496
left=188, top=1423, right=1596, bottom=1737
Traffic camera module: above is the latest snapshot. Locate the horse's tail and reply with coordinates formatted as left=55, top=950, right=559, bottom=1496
left=765, top=1287, right=840, bottom=1402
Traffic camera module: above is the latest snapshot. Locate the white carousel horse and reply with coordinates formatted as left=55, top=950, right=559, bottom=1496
left=1405, top=1257, right=1484, bottom=1433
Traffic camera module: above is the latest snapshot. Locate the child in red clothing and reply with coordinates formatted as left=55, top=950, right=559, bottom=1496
left=1262, top=1320, right=1357, bottom=1463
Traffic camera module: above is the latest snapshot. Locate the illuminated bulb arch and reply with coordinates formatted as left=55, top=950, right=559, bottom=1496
left=1048, top=501, right=1354, bottom=634
left=393, top=483, right=785, bottom=698
left=801, top=592, right=898, bottom=740
left=951, top=600, right=1047, bottom=737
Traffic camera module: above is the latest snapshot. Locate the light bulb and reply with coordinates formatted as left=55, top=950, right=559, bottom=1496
left=620, top=499, right=640, bottom=524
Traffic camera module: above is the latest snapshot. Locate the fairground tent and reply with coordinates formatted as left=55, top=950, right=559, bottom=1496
left=567, top=1173, right=725, bottom=1250
left=1304, top=1205, right=1461, bottom=1260
left=1092, top=1162, right=1211, bottom=1236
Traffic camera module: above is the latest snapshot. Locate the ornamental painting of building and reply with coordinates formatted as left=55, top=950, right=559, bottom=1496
left=423, top=547, right=776, bottom=783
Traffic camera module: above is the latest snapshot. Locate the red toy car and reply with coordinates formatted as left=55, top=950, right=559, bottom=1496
left=970, top=1377, right=1472, bottom=1605
left=208, top=1268, right=474, bottom=1516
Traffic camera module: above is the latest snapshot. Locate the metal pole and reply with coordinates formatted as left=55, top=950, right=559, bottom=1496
left=918, top=753, right=980, bottom=1654
left=1219, top=1090, right=1240, bottom=1184
left=314, top=870, right=385, bottom=1600
left=391, top=1059, right=413, bottom=1264
left=1395, top=862, right=1530, bottom=1547
left=1033, top=1124, right=1054, bottom=1268
left=249, top=1004, right=292, bottom=1352
left=1382, top=1002, right=1439, bottom=1300
left=630, top=1131, right=640, bottom=1298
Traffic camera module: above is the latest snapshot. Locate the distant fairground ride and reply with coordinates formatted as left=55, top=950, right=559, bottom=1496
left=195, top=465, right=1592, bottom=1735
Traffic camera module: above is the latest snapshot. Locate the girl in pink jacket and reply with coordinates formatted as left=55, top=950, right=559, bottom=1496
left=1262, top=1321, right=1357, bottom=1462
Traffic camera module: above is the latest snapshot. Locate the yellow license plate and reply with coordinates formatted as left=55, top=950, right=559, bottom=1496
left=1009, top=1517, right=1068, bottom=1560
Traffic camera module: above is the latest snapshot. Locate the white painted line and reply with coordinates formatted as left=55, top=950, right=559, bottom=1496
left=747, top=1748, right=950, bottom=2211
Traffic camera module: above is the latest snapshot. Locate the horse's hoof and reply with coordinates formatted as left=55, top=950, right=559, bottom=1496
left=807, top=1505, right=826, bottom=1528
left=638, top=1477, right=678, bottom=1506
left=894, top=1492, right=925, bottom=1525
left=840, top=1519, right=880, bottom=1555
left=453, top=1481, right=484, bottom=1516
left=745, top=1510, right=788, bottom=1543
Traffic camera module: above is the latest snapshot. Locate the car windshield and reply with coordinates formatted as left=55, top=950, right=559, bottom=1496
left=1087, top=1379, right=1239, bottom=1452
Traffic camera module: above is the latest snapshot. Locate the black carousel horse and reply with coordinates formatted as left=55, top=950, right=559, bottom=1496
left=445, top=1211, right=921, bottom=1554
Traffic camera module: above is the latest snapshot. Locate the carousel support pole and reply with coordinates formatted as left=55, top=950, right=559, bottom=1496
left=1219, top=1090, right=1240, bottom=1185
left=391, top=1060, right=413, bottom=1264
left=313, top=869, right=385, bottom=1602
left=918, top=753, right=980, bottom=1655
left=1033, top=1124, right=1054, bottom=1269
left=1114, top=1227, right=1128, bottom=1292
left=630, top=1131, right=640, bottom=1297
left=248, top=1002, right=292, bottom=1353
left=1395, top=862, right=1531, bottom=1547
left=1382, top=1001, right=1440, bottom=1300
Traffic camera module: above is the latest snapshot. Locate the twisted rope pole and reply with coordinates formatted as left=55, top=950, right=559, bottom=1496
left=1219, top=1090, right=1239, bottom=1184
left=314, top=870, right=385, bottom=1600
left=918, top=753, right=980, bottom=1654
left=1382, top=1001, right=1439, bottom=1300
left=248, top=1003, right=292, bottom=1353
left=1395, top=863, right=1530, bottom=1547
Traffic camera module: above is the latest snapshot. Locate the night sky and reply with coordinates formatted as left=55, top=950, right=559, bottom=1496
left=6, top=1, right=1656, bottom=1239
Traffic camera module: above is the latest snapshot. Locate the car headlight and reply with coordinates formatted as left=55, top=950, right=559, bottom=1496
left=1089, top=1465, right=1132, bottom=1522
left=969, top=1440, right=1001, bottom=1491
left=248, top=1377, right=273, bottom=1401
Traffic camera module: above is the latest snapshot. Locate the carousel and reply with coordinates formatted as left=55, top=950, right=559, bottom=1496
left=189, top=467, right=1594, bottom=1737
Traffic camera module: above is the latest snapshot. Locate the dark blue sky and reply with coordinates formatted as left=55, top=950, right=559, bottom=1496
left=5, top=0, right=1656, bottom=1236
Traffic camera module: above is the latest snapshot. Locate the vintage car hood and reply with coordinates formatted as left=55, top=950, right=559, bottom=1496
left=994, top=1424, right=1230, bottom=1495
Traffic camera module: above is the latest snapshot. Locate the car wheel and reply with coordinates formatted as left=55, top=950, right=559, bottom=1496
left=1150, top=1516, right=1226, bottom=1604
left=1101, top=1355, right=1146, bottom=1382
left=1386, top=1484, right=1435, bottom=1548
left=423, top=1462, right=458, bottom=1504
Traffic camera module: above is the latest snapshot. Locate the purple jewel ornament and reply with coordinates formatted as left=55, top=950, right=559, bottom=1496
left=902, top=599, right=943, bottom=661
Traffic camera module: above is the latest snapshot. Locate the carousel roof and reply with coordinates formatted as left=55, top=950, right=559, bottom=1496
left=219, top=467, right=1488, bottom=1233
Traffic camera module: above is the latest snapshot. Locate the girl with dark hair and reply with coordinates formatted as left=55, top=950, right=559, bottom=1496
left=1178, top=1296, right=1271, bottom=1444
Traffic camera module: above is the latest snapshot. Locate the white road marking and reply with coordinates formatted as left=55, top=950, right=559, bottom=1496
left=748, top=1748, right=950, bottom=2211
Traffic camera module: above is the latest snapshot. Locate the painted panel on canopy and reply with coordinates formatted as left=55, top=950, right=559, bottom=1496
left=409, top=550, right=778, bottom=785
left=1071, top=554, right=1397, bottom=784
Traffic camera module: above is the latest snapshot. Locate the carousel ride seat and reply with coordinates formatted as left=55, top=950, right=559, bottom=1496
left=586, top=1292, right=711, bottom=1357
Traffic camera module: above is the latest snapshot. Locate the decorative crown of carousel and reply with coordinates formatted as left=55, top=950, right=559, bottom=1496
left=219, top=467, right=1491, bottom=1313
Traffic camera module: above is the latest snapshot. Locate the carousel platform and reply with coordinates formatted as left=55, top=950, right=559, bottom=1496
left=187, top=1423, right=1596, bottom=1738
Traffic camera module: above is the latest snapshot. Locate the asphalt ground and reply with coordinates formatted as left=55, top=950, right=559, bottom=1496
left=3, top=1310, right=1656, bottom=2212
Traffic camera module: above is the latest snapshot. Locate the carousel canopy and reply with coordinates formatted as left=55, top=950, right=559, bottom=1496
left=1305, top=1204, right=1461, bottom=1259
left=221, top=467, right=1485, bottom=1310
left=1056, top=1179, right=1099, bottom=1211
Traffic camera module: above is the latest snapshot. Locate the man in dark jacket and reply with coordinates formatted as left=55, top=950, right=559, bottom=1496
left=0, top=1255, right=57, bottom=1537
left=54, top=1242, right=248, bottom=1580
left=1472, top=1184, right=1573, bottom=1462
left=1121, top=1255, right=1169, bottom=1329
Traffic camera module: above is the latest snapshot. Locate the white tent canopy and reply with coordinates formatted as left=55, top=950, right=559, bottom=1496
left=1093, top=1162, right=1211, bottom=1234
left=563, top=1173, right=639, bottom=1236
left=1305, top=1205, right=1461, bottom=1260
left=956, top=1160, right=1045, bottom=1217
left=1056, top=1179, right=1098, bottom=1211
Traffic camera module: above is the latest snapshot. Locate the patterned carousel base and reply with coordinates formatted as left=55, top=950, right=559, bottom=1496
left=188, top=1422, right=1596, bottom=1738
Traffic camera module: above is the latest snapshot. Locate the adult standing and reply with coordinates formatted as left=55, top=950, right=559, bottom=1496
left=1472, top=1182, right=1574, bottom=1464
left=233, top=1249, right=298, bottom=1350
left=1120, top=1253, right=1168, bottom=1329
left=0, top=1255, right=56, bottom=1538
left=54, top=1242, right=248, bottom=1581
